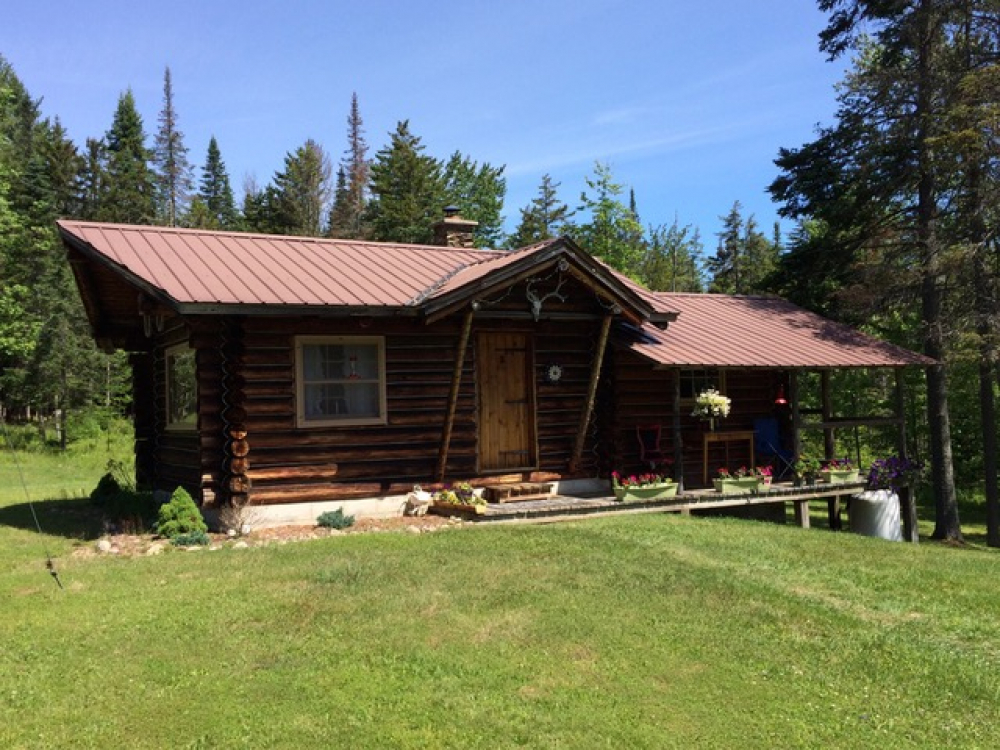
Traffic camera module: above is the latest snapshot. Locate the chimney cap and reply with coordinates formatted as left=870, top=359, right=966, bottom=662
left=443, top=205, right=460, bottom=217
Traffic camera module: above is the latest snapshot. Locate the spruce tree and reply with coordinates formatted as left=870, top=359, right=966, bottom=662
left=508, top=174, right=574, bottom=247
left=272, top=139, right=331, bottom=236
left=153, top=67, right=192, bottom=226
left=327, top=92, right=370, bottom=239
left=639, top=219, right=704, bottom=292
left=442, top=151, right=506, bottom=247
left=100, top=89, right=156, bottom=224
left=368, top=120, right=445, bottom=244
left=192, top=135, right=238, bottom=229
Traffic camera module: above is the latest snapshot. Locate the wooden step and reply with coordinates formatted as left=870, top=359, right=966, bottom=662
left=484, top=482, right=554, bottom=504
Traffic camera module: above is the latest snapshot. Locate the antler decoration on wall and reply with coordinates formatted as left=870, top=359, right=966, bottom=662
left=525, top=274, right=567, bottom=321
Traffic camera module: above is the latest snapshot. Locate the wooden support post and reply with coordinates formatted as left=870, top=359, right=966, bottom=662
left=570, top=314, right=613, bottom=472
left=673, top=369, right=684, bottom=492
left=821, top=371, right=843, bottom=530
left=895, top=368, right=919, bottom=543
left=794, top=499, right=811, bottom=529
left=436, top=310, right=474, bottom=482
left=789, top=371, right=802, bottom=459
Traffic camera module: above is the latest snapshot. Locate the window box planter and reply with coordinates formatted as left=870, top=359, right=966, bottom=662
left=820, top=469, right=860, bottom=484
left=613, top=482, right=679, bottom=503
left=713, top=477, right=760, bottom=494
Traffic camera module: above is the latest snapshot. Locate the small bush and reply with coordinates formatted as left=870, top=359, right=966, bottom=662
left=155, top=487, right=208, bottom=538
left=317, top=508, right=355, bottom=530
left=90, top=472, right=123, bottom=506
left=170, top=530, right=210, bottom=547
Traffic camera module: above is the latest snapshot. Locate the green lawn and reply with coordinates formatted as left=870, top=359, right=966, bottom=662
left=2, top=445, right=999, bottom=748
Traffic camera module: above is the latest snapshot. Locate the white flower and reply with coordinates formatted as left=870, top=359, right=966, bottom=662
left=691, top=388, right=731, bottom=419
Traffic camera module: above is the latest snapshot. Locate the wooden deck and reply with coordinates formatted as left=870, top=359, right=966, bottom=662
left=433, top=481, right=870, bottom=527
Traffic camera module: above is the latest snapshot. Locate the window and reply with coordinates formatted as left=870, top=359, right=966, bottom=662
left=295, top=336, right=387, bottom=427
left=679, top=369, right=726, bottom=404
left=165, top=344, right=197, bottom=430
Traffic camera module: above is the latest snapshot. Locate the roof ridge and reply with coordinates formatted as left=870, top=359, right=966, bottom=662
left=57, top=219, right=507, bottom=256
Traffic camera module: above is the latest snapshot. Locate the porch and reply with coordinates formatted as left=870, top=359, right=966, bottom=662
left=434, top=480, right=887, bottom=533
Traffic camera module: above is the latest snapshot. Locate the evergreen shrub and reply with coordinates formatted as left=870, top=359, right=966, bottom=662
left=170, top=530, right=210, bottom=547
left=156, top=487, right=208, bottom=538
left=316, top=508, right=355, bottom=530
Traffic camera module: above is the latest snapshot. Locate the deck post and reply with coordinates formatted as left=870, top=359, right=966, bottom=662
left=436, top=309, right=474, bottom=482
left=570, top=314, right=613, bottom=472
left=821, top=371, right=843, bottom=530
left=673, top=368, right=684, bottom=492
left=895, top=368, right=919, bottom=543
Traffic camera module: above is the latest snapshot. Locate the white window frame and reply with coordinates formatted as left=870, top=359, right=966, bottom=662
left=295, top=335, right=387, bottom=428
left=165, top=343, right=198, bottom=432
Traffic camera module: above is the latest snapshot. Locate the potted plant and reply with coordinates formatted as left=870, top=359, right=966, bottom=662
left=713, top=466, right=759, bottom=494
left=432, top=482, right=487, bottom=515
left=755, top=465, right=774, bottom=488
left=792, top=455, right=821, bottom=486
left=852, top=456, right=921, bottom=541
left=691, top=388, right=731, bottom=432
left=611, top=471, right=678, bottom=502
left=820, top=457, right=860, bottom=484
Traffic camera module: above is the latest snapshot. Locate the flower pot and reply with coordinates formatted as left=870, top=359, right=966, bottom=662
left=713, top=477, right=760, bottom=494
left=821, top=469, right=859, bottom=484
left=614, top=482, right=679, bottom=503
left=851, top=489, right=902, bottom=541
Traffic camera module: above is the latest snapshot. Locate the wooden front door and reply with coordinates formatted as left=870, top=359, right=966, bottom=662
left=478, top=331, right=537, bottom=472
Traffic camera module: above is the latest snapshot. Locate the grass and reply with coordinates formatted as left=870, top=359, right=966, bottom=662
left=2, top=439, right=999, bottom=748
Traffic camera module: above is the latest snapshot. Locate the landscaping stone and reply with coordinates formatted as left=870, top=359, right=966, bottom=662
left=146, top=543, right=165, bottom=556
left=96, top=539, right=112, bottom=553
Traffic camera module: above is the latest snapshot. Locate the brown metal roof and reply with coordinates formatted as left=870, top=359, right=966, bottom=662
left=58, top=220, right=501, bottom=309
left=623, top=293, right=933, bottom=368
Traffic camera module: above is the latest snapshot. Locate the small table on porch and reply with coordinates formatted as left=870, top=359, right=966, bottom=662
left=702, top=430, right=755, bottom=484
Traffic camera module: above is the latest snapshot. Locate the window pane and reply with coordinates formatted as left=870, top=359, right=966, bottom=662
left=343, top=382, right=380, bottom=417
left=344, top=344, right=379, bottom=380
left=167, top=349, right=197, bottom=426
left=303, top=383, right=347, bottom=420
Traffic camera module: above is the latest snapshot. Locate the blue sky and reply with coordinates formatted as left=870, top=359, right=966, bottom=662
left=4, top=0, right=844, bottom=246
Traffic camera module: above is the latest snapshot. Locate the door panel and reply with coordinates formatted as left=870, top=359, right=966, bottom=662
left=478, top=332, right=537, bottom=471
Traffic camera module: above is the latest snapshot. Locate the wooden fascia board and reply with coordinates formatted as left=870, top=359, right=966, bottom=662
left=422, top=243, right=656, bottom=325
left=59, top=227, right=179, bottom=314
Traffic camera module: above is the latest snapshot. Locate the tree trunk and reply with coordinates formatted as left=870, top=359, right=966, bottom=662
left=915, top=0, right=961, bottom=541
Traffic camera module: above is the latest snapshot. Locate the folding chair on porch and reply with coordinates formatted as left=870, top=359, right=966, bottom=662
left=753, top=417, right=795, bottom=479
left=636, top=424, right=670, bottom=472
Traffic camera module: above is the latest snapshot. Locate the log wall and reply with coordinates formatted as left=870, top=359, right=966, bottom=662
left=610, top=350, right=785, bottom=486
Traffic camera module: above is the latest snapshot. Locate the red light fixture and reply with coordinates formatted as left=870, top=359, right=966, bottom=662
left=774, top=384, right=788, bottom=406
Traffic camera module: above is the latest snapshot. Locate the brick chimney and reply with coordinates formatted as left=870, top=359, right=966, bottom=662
left=433, top=206, right=478, bottom=248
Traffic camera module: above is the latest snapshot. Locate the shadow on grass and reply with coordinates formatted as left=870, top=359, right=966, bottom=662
left=0, top=496, right=107, bottom=541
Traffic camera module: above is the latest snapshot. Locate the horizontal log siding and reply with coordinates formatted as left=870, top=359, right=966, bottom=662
left=611, top=351, right=780, bottom=487
left=230, top=314, right=603, bottom=505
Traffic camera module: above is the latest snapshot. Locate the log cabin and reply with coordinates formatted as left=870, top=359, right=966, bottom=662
left=58, top=213, right=932, bottom=525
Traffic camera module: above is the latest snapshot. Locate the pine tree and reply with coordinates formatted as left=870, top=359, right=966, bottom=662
left=153, top=67, right=193, bottom=226
left=191, top=135, right=238, bottom=229
left=442, top=151, right=506, bottom=247
left=576, top=162, right=644, bottom=275
left=368, top=120, right=445, bottom=244
left=707, top=202, right=776, bottom=294
left=508, top=174, right=574, bottom=247
left=771, top=0, right=985, bottom=541
left=100, top=89, right=156, bottom=224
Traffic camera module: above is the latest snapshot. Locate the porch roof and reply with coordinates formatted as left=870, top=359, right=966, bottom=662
left=621, top=293, right=934, bottom=368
